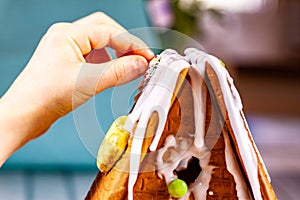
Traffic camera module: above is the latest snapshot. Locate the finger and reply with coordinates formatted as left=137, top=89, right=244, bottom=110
left=72, top=12, right=154, bottom=60
left=104, top=27, right=154, bottom=61
left=115, top=50, right=125, bottom=58
left=73, top=12, right=126, bottom=31
left=80, top=55, right=148, bottom=93
left=107, top=30, right=154, bottom=60
left=48, top=23, right=154, bottom=60
left=113, top=35, right=154, bottom=60
left=85, top=48, right=112, bottom=63
left=97, top=55, right=148, bottom=91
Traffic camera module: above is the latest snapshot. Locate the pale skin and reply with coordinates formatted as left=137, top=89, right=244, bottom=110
left=0, top=12, right=154, bottom=166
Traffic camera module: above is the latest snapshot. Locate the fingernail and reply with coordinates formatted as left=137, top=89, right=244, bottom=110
left=146, top=49, right=155, bottom=57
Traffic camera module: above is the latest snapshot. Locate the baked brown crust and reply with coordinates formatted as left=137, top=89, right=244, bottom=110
left=205, top=62, right=276, bottom=199
left=86, top=62, right=277, bottom=200
left=86, top=69, right=189, bottom=200
left=133, top=74, right=195, bottom=199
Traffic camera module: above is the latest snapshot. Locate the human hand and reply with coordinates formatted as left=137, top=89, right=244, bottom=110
left=0, top=12, right=154, bottom=165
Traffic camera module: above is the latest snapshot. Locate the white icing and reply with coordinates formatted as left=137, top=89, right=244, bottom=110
left=156, top=135, right=214, bottom=200
left=186, top=151, right=214, bottom=200
left=123, top=48, right=267, bottom=200
left=123, top=50, right=190, bottom=200
left=185, top=48, right=263, bottom=199
left=176, top=156, right=192, bottom=171
left=223, top=122, right=252, bottom=199
left=156, top=135, right=180, bottom=183
left=240, top=110, right=271, bottom=182
left=189, top=67, right=207, bottom=149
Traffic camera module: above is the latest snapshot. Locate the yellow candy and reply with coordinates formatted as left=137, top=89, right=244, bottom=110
left=96, top=116, right=130, bottom=173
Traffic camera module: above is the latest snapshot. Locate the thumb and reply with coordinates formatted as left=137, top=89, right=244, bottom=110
left=98, top=55, right=148, bottom=91
left=77, top=55, right=148, bottom=97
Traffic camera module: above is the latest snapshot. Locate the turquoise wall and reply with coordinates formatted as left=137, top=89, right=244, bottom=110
left=0, top=0, right=152, bottom=170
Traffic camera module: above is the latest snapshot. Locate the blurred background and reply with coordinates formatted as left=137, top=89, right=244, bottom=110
left=0, top=0, right=299, bottom=199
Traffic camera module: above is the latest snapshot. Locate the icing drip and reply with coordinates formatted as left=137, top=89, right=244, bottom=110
left=185, top=48, right=264, bottom=200
left=176, top=156, right=192, bottom=171
left=188, top=56, right=207, bottom=149
left=156, top=137, right=215, bottom=200
left=223, top=124, right=252, bottom=199
left=123, top=48, right=265, bottom=200
left=123, top=49, right=190, bottom=200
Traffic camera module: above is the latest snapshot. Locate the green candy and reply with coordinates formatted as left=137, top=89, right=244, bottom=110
left=219, top=59, right=226, bottom=67
left=168, top=179, right=188, bottom=198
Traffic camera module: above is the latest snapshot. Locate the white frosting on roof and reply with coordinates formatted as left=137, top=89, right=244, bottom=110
left=123, top=48, right=267, bottom=200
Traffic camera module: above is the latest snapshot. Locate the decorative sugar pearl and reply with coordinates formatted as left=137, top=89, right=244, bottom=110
left=168, top=179, right=188, bottom=198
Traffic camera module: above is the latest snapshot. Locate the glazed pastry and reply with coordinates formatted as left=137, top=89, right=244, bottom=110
left=85, top=49, right=277, bottom=200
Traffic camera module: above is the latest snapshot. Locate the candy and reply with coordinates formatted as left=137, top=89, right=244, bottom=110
left=219, top=59, right=226, bottom=67
left=168, top=179, right=188, bottom=198
left=96, top=116, right=130, bottom=173
left=143, top=55, right=161, bottom=88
